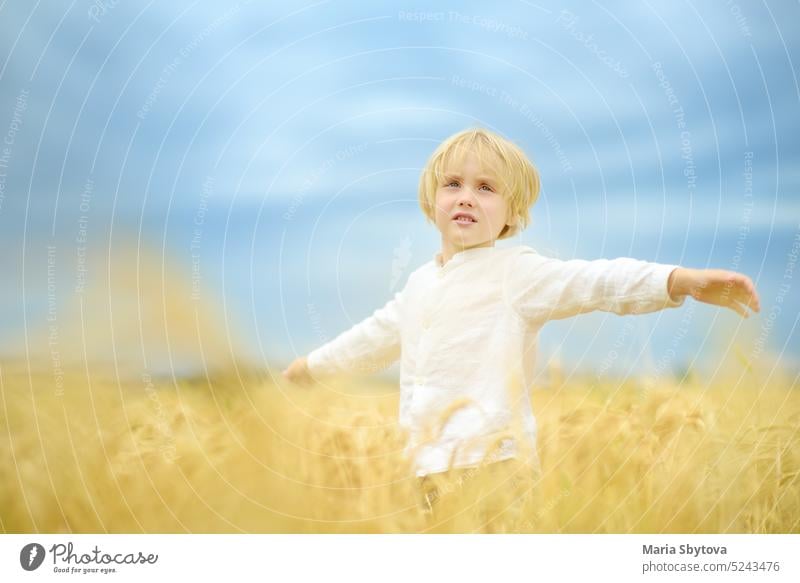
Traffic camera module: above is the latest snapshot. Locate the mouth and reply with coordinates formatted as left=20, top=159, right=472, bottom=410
left=452, top=212, right=478, bottom=225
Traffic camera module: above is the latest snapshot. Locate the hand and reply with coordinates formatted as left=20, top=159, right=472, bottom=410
left=668, top=267, right=761, bottom=318
left=281, top=356, right=315, bottom=385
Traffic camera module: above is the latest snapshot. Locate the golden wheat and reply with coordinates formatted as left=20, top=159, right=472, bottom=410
left=1, top=361, right=798, bottom=534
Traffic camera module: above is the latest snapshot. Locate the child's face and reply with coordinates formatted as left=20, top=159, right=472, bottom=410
left=433, top=150, right=514, bottom=254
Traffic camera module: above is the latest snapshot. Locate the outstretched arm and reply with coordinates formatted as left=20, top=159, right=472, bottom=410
left=282, top=290, right=404, bottom=384
left=506, top=248, right=686, bottom=324
left=667, top=267, right=760, bottom=318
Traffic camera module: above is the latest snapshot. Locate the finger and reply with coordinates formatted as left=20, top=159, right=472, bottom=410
left=733, top=283, right=760, bottom=313
left=742, top=292, right=760, bottom=313
left=728, top=300, right=749, bottom=319
left=748, top=283, right=761, bottom=312
left=731, top=290, right=758, bottom=311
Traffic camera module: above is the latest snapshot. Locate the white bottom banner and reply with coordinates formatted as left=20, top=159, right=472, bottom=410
left=1, top=534, right=797, bottom=582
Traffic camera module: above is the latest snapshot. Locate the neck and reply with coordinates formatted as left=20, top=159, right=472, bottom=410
left=438, top=240, right=495, bottom=266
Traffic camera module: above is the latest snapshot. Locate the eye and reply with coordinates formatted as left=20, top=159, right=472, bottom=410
left=445, top=181, right=460, bottom=188
left=479, top=184, right=494, bottom=192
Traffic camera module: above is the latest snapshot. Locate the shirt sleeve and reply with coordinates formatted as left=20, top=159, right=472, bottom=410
left=306, top=288, right=404, bottom=378
left=505, top=248, right=686, bottom=324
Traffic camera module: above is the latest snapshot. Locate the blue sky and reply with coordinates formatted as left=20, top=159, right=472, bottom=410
left=1, top=1, right=798, bottom=378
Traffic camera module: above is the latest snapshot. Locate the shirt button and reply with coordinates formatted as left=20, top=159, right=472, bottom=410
left=421, top=317, right=430, bottom=329
left=436, top=270, right=445, bottom=278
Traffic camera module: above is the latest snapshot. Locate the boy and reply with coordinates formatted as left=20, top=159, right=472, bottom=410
left=282, top=128, right=760, bottom=505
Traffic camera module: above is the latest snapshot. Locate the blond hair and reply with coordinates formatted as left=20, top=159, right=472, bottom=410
left=418, top=128, right=541, bottom=239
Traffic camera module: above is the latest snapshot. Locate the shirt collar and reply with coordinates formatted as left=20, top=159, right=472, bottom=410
left=434, top=246, right=497, bottom=269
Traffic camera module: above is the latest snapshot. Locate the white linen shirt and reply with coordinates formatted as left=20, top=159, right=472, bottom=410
left=306, top=245, right=685, bottom=477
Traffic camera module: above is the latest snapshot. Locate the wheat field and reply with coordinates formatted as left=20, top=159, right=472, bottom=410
left=2, top=358, right=798, bottom=534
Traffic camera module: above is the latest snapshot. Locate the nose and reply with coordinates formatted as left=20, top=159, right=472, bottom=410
left=456, top=187, right=477, bottom=207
